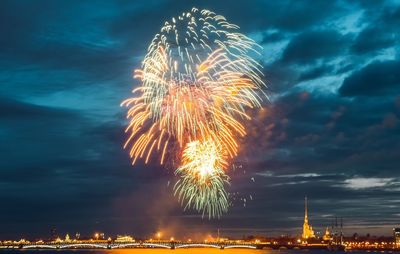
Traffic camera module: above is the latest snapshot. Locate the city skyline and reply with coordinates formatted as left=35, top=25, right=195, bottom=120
left=0, top=196, right=395, bottom=240
left=1, top=0, right=400, bottom=239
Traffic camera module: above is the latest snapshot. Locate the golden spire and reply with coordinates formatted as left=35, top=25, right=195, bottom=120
left=302, top=195, right=315, bottom=239
left=304, top=196, right=308, bottom=223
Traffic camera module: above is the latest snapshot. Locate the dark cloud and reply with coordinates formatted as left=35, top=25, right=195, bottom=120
left=0, top=97, right=75, bottom=118
left=381, top=5, right=400, bottom=27
left=243, top=87, right=400, bottom=179
left=339, top=60, right=400, bottom=97
left=297, top=65, right=334, bottom=82
left=351, top=6, right=400, bottom=55
left=261, top=31, right=287, bottom=44
left=280, top=29, right=351, bottom=64
left=351, top=26, right=396, bottom=55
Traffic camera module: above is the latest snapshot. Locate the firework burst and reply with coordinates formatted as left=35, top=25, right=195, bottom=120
left=122, top=7, right=266, bottom=218
left=174, top=138, right=230, bottom=218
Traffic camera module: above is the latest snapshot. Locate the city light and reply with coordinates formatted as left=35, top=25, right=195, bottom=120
left=0, top=197, right=398, bottom=251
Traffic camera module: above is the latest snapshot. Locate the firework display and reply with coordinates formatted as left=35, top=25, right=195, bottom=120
left=122, top=8, right=266, bottom=218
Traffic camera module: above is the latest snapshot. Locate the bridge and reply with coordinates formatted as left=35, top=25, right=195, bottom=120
left=2, top=241, right=328, bottom=250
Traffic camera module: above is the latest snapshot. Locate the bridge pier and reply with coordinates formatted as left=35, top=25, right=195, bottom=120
left=220, top=244, right=225, bottom=250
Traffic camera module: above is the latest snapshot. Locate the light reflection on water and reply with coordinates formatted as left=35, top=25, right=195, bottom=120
left=0, top=250, right=374, bottom=254
left=0, top=250, right=259, bottom=254
left=108, top=249, right=260, bottom=254
left=0, top=249, right=377, bottom=254
left=2, top=249, right=267, bottom=254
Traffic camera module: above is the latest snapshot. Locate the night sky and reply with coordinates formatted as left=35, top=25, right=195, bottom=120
left=1, top=0, right=400, bottom=240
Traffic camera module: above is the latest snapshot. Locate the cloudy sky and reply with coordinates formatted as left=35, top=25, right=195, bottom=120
left=1, top=0, right=400, bottom=240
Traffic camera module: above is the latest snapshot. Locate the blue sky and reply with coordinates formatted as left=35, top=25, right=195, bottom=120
left=0, top=0, right=400, bottom=239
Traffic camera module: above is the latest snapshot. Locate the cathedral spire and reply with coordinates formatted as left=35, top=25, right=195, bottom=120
left=302, top=195, right=315, bottom=239
left=304, top=196, right=308, bottom=222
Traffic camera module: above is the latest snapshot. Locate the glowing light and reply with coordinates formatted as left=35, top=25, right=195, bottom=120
left=122, top=7, right=266, bottom=218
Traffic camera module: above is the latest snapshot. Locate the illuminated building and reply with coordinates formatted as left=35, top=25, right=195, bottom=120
left=115, top=235, right=135, bottom=242
left=65, top=234, right=71, bottom=243
left=323, top=227, right=332, bottom=241
left=393, top=228, right=400, bottom=246
left=302, top=196, right=315, bottom=239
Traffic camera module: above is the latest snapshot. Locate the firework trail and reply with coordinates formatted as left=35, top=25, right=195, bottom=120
left=122, top=8, right=266, bottom=218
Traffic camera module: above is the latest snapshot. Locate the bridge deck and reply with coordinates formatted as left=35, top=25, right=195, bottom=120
left=4, top=242, right=329, bottom=250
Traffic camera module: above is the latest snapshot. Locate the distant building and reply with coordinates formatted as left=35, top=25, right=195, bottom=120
left=302, top=196, right=315, bottom=239
left=323, top=227, right=332, bottom=241
left=54, top=237, right=62, bottom=243
left=393, top=228, right=400, bottom=246
left=218, top=237, right=229, bottom=243
left=115, top=235, right=135, bottom=242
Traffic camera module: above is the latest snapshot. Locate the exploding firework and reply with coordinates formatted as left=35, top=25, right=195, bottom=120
left=174, top=138, right=230, bottom=218
left=122, top=7, right=266, bottom=218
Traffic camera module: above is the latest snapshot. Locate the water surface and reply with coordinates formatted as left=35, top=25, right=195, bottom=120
left=0, top=249, right=379, bottom=254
